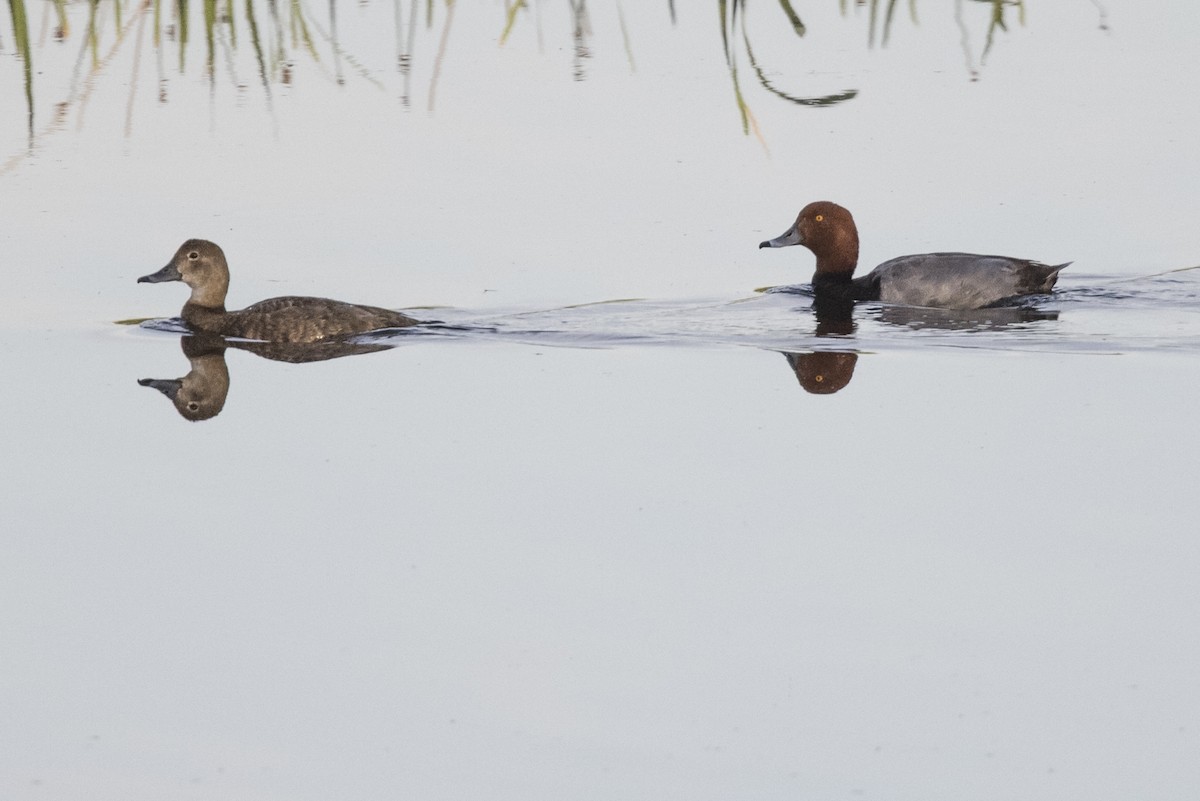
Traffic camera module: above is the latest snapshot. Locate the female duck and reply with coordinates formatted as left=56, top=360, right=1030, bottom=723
left=759, top=201, right=1068, bottom=310
left=138, top=239, right=423, bottom=343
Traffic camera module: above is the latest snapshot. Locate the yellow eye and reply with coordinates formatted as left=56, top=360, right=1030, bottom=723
left=815, top=214, right=824, bottom=222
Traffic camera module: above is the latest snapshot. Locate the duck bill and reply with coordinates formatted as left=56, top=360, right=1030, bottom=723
left=138, top=262, right=182, bottom=284
left=759, top=226, right=804, bottom=249
left=137, top=377, right=182, bottom=399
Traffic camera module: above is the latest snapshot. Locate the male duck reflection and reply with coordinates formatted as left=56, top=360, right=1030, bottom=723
left=760, top=201, right=1069, bottom=310
left=138, top=239, right=425, bottom=343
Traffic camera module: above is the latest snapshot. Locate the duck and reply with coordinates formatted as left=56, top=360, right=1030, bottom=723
left=759, top=201, right=1068, bottom=310
left=138, top=239, right=424, bottom=343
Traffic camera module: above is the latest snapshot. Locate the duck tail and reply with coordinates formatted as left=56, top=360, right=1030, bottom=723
left=1040, top=261, right=1071, bottom=292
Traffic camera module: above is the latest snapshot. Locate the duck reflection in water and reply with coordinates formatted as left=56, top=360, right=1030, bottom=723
left=138, top=239, right=427, bottom=343
left=775, top=279, right=1062, bottom=394
left=138, top=335, right=231, bottom=421
left=781, top=296, right=859, bottom=395
left=875, top=304, right=1059, bottom=330
left=139, top=333, right=394, bottom=421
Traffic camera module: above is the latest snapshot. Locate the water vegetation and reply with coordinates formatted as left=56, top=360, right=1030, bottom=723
left=1, top=0, right=1046, bottom=163
left=721, top=0, right=861, bottom=148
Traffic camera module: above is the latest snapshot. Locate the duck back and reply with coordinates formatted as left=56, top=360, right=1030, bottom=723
left=869, top=253, right=1068, bottom=310
left=186, top=296, right=420, bottom=343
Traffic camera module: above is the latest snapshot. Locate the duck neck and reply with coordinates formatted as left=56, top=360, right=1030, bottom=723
left=812, top=271, right=880, bottom=303
left=813, top=226, right=859, bottom=279
left=182, top=301, right=229, bottom=334
left=187, top=277, right=228, bottom=308
left=812, top=271, right=856, bottom=300
left=184, top=352, right=231, bottom=400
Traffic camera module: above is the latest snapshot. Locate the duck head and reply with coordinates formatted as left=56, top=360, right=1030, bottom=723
left=759, top=201, right=860, bottom=277
left=138, top=239, right=230, bottom=308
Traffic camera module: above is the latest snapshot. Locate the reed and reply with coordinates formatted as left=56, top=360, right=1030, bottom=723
left=722, top=0, right=859, bottom=145
left=244, top=0, right=271, bottom=96
left=775, top=0, right=804, bottom=36
left=427, top=0, right=454, bottom=110
left=85, top=0, right=99, bottom=68
left=983, top=0, right=1024, bottom=62
left=203, top=0, right=215, bottom=74
left=2, top=0, right=1038, bottom=164
left=288, top=0, right=318, bottom=61
left=498, top=0, right=524, bottom=47
left=51, top=0, right=68, bottom=38
left=124, top=0, right=150, bottom=136
left=6, top=0, right=32, bottom=137
left=177, top=0, right=189, bottom=71
left=616, top=1, right=634, bottom=72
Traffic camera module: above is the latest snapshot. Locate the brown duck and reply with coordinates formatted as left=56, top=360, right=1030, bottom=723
left=138, top=239, right=423, bottom=343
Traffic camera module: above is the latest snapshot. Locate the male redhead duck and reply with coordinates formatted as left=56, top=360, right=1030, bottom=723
left=138, top=239, right=423, bottom=343
left=759, top=201, right=1068, bottom=310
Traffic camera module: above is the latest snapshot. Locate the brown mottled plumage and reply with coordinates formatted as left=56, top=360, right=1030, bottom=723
left=138, top=239, right=422, bottom=343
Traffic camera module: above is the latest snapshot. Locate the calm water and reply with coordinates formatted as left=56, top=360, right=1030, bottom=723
left=3, top=2, right=1200, bottom=799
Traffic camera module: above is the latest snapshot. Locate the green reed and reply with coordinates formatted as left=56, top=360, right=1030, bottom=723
left=203, top=0, right=215, bottom=73
left=722, top=0, right=863, bottom=147
left=498, top=0, right=523, bottom=47
left=983, top=0, right=1024, bottom=61
left=289, top=0, right=318, bottom=62
left=6, top=0, right=32, bottom=138
left=1, top=0, right=1035, bottom=166
left=244, top=0, right=271, bottom=97
left=178, top=0, right=190, bottom=71
left=775, top=0, right=805, bottom=36
left=50, top=0, right=67, bottom=35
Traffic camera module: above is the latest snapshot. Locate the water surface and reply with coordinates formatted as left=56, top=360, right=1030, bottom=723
left=2, top=2, right=1199, bottom=799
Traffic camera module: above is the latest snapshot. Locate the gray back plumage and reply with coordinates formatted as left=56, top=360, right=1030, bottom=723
left=870, top=253, right=1068, bottom=309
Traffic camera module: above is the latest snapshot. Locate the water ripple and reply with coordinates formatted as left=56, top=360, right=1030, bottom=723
left=136, top=273, right=1200, bottom=356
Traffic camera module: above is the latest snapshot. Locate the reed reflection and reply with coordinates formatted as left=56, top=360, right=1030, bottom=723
left=717, top=0, right=1044, bottom=143
left=6, top=0, right=32, bottom=143
left=1, top=0, right=1061, bottom=162
left=721, top=0, right=858, bottom=145
left=138, top=332, right=394, bottom=421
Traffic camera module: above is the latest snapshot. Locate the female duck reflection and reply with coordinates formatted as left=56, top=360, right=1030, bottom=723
left=139, top=334, right=393, bottom=421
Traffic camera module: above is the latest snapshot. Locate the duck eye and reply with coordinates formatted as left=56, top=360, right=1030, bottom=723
left=815, top=214, right=824, bottom=222
left=186, top=401, right=200, bottom=412
left=187, top=251, right=199, bottom=260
